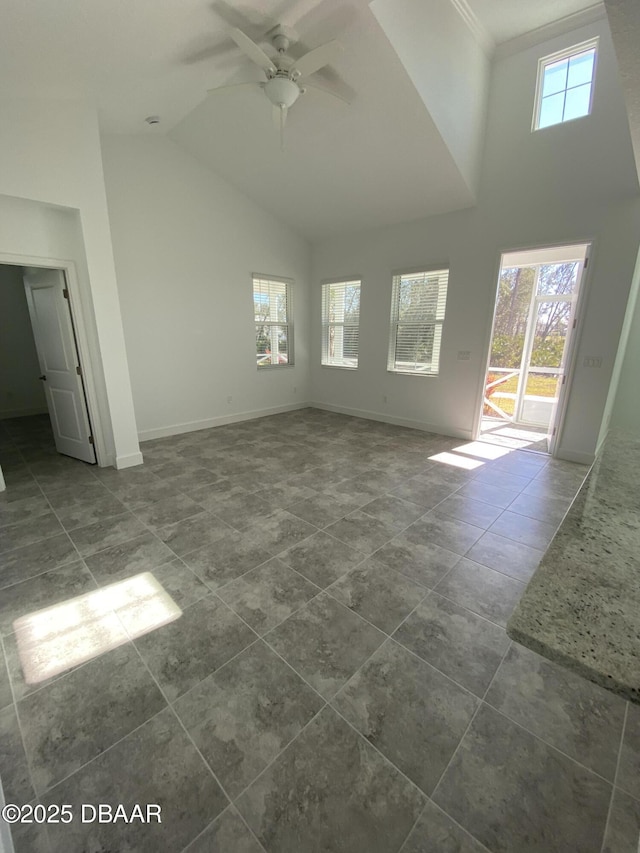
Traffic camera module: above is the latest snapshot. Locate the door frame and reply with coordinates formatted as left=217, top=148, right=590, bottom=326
left=474, top=239, right=594, bottom=456
left=0, top=251, right=107, bottom=467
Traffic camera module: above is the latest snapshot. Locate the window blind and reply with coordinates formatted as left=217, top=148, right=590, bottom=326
left=321, top=280, right=361, bottom=368
left=253, top=276, right=293, bottom=368
left=388, top=269, right=448, bottom=375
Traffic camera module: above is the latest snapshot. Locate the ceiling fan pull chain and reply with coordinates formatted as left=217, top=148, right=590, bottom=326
left=280, top=104, right=285, bottom=152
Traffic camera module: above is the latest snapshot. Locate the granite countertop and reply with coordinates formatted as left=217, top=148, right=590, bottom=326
left=507, top=430, right=640, bottom=704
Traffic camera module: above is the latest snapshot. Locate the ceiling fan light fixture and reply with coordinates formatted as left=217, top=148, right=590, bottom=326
left=264, top=76, right=300, bottom=109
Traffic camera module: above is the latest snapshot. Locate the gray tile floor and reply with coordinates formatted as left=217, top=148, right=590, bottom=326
left=0, top=410, right=638, bottom=853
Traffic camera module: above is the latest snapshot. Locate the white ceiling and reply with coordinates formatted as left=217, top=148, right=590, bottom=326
left=0, top=0, right=611, bottom=240
left=171, top=3, right=475, bottom=239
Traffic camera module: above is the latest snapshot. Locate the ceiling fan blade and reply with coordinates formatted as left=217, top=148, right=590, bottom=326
left=229, top=28, right=276, bottom=74
left=303, top=82, right=351, bottom=105
left=207, top=82, right=265, bottom=96
left=291, top=40, right=342, bottom=78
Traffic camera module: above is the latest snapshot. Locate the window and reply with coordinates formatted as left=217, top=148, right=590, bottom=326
left=534, top=40, right=597, bottom=130
left=388, top=268, right=448, bottom=375
left=321, top=279, right=361, bottom=368
left=253, top=275, right=293, bottom=368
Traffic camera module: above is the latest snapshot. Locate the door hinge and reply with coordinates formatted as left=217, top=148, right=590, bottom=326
left=63, top=288, right=69, bottom=299
left=76, top=365, right=82, bottom=376
left=584, top=257, right=589, bottom=269
left=88, top=435, right=94, bottom=445
left=552, top=427, right=557, bottom=436
left=562, top=375, right=566, bottom=385
left=572, top=318, right=577, bottom=329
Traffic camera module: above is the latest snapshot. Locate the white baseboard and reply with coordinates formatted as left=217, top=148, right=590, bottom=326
left=554, top=447, right=595, bottom=465
left=0, top=407, right=48, bottom=420
left=138, top=402, right=310, bottom=443
left=309, top=401, right=473, bottom=440
left=115, top=451, right=144, bottom=470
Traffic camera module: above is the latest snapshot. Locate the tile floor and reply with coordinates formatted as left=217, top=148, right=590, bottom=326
left=0, top=410, right=638, bottom=853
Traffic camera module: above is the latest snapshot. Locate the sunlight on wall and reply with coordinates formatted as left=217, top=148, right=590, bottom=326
left=13, top=572, right=181, bottom=685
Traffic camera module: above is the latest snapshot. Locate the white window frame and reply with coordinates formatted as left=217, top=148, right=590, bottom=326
left=387, top=266, right=449, bottom=377
left=532, top=38, right=598, bottom=131
left=321, top=277, right=361, bottom=369
left=253, top=274, right=294, bottom=369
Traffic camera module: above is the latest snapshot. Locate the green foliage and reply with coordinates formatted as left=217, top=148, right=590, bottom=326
left=491, top=335, right=564, bottom=370
left=490, top=334, right=525, bottom=368
left=256, top=327, right=270, bottom=354
left=490, top=333, right=565, bottom=368
left=530, top=336, right=565, bottom=367
left=493, top=268, right=534, bottom=338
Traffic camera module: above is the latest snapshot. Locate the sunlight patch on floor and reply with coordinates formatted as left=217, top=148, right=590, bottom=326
left=13, top=573, right=181, bottom=685
left=428, top=451, right=485, bottom=470
left=453, top=441, right=512, bottom=461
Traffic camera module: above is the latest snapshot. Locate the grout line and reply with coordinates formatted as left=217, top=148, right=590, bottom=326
left=34, top=702, right=170, bottom=800
left=165, top=640, right=322, bottom=853
left=389, top=601, right=497, bottom=702
left=177, top=804, right=268, bottom=853
left=0, top=413, right=592, bottom=853
left=481, top=696, right=623, bottom=789
left=599, top=702, right=629, bottom=853
left=430, top=580, right=526, bottom=632
left=397, top=797, right=495, bottom=853
left=396, top=806, right=425, bottom=853
left=429, top=639, right=514, bottom=802
left=27, top=580, right=267, bottom=853
left=0, top=633, right=42, bottom=817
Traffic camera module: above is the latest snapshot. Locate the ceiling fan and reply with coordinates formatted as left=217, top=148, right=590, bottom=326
left=207, top=25, right=348, bottom=147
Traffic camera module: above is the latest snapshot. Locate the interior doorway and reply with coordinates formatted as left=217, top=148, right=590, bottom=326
left=0, top=262, right=96, bottom=468
left=480, top=243, right=590, bottom=455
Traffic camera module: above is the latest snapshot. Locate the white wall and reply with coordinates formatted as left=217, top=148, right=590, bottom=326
left=100, top=134, right=311, bottom=439
left=611, top=246, right=640, bottom=436
left=310, top=19, right=640, bottom=463
left=371, top=0, right=490, bottom=196
left=0, top=265, right=46, bottom=418
left=604, top=0, right=640, bottom=177
left=0, top=98, right=141, bottom=468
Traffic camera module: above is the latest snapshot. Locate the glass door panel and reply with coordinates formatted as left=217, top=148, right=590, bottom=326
left=518, top=298, right=572, bottom=428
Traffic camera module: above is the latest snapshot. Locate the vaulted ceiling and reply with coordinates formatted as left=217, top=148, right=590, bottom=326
left=0, top=0, right=615, bottom=239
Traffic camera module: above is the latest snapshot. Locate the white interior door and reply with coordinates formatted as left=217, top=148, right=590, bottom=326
left=23, top=268, right=96, bottom=464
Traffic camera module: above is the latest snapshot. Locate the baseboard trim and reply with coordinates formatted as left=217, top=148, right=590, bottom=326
left=138, top=402, right=310, bottom=442
left=0, top=407, right=48, bottom=420
left=115, top=451, right=144, bottom=470
left=554, top=447, right=595, bottom=465
left=309, top=401, right=473, bottom=440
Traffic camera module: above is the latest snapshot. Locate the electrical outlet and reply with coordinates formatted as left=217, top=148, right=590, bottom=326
left=457, top=350, right=471, bottom=361
left=583, top=356, right=602, bottom=368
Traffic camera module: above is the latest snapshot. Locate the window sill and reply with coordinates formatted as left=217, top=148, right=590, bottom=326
left=257, top=364, right=295, bottom=370
left=387, top=368, right=438, bottom=377
left=321, top=364, right=358, bottom=371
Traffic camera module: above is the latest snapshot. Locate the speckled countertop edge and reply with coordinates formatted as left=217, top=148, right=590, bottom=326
left=507, top=430, right=640, bottom=704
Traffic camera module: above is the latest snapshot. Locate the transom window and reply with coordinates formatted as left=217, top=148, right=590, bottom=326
left=321, top=279, right=361, bottom=369
left=253, top=275, right=293, bottom=368
left=388, top=268, right=449, bottom=376
left=534, top=40, right=597, bottom=130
